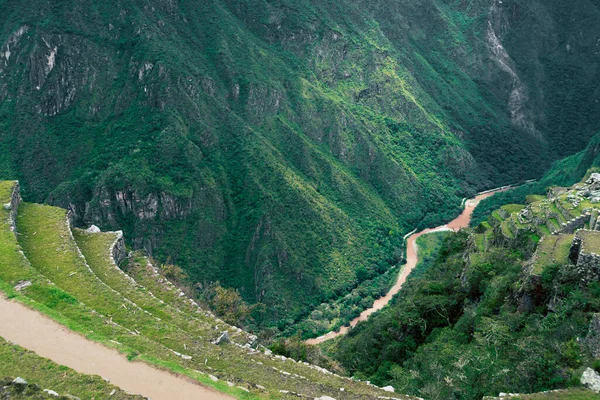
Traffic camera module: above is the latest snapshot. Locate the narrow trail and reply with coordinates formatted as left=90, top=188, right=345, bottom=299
left=306, top=187, right=510, bottom=345
left=0, top=297, right=233, bottom=400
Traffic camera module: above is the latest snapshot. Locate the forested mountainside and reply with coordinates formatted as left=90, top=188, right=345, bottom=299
left=328, top=146, right=600, bottom=399
left=0, top=0, right=599, bottom=326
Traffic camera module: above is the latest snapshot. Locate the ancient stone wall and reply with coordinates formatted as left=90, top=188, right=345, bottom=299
left=111, top=231, right=127, bottom=267
left=6, top=181, right=21, bottom=235
left=559, top=213, right=591, bottom=234
left=577, top=252, right=600, bottom=273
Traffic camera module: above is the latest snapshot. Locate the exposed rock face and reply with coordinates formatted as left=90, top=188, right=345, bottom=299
left=486, top=0, right=536, bottom=137
left=581, top=367, right=600, bottom=392
left=85, top=187, right=193, bottom=226
left=4, top=181, right=21, bottom=235
left=110, top=231, right=127, bottom=267
left=584, top=314, right=600, bottom=358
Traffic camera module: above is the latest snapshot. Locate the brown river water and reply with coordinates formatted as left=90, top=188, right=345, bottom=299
left=305, top=187, right=510, bottom=345
left=0, top=298, right=233, bottom=400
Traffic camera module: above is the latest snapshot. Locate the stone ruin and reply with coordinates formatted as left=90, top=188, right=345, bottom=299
left=569, top=230, right=600, bottom=282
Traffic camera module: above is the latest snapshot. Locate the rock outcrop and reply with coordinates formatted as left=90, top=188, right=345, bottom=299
left=581, top=368, right=600, bottom=392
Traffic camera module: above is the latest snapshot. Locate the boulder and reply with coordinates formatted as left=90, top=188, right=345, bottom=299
left=586, top=173, right=600, bottom=185
left=382, top=385, right=395, bottom=392
left=14, top=280, right=32, bottom=291
left=86, top=225, right=101, bottom=233
left=12, top=377, right=27, bottom=385
left=212, top=331, right=229, bottom=345
left=581, top=367, right=600, bottom=392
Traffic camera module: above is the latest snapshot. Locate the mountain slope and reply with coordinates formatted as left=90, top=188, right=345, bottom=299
left=0, top=0, right=598, bottom=325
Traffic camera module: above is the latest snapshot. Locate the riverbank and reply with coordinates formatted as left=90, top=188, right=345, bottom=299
left=305, top=187, right=510, bottom=345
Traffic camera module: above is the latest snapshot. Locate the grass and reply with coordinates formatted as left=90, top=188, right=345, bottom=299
left=72, top=229, right=177, bottom=324
left=532, top=234, right=574, bottom=275
left=501, top=204, right=525, bottom=214
left=0, top=337, right=142, bottom=400
left=410, top=232, right=451, bottom=280
left=501, top=220, right=515, bottom=239
left=473, top=234, right=486, bottom=252
left=578, top=230, right=600, bottom=254
left=0, top=181, right=16, bottom=204
left=526, top=195, right=546, bottom=204
left=491, top=210, right=505, bottom=223
left=0, top=197, right=403, bottom=399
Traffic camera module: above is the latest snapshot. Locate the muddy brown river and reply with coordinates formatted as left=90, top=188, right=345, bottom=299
left=306, top=187, right=510, bottom=345
left=0, top=297, right=233, bottom=400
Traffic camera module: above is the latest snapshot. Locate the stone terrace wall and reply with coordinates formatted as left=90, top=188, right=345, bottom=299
left=6, top=181, right=21, bottom=234
left=111, top=231, right=127, bottom=267
left=558, top=212, right=591, bottom=234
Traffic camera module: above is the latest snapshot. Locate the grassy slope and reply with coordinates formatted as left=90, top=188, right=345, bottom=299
left=486, top=389, right=600, bottom=400
left=532, top=234, right=573, bottom=275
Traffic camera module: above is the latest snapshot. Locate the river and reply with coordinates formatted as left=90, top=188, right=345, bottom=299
left=305, top=186, right=511, bottom=345
left=0, top=297, right=233, bottom=400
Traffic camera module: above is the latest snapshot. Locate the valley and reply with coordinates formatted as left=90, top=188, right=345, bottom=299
left=0, top=0, right=600, bottom=398
left=306, top=185, right=512, bottom=345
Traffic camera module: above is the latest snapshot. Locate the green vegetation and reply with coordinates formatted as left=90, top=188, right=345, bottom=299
left=473, top=133, right=600, bottom=227
left=329, top=172, right=600, bottom=399
left=532, top=235, right=573, bottom=275
left=579, top=231, right=600, bottom=254
left=411, top=231, right=451, bottom=280
left=488, top=389, right=600, bottom=400
left=0, top=338, right=141, bottom=400
left=3, top=0, right=599, bottom=329
left=0, top=184, right=404, bottom=399
left=281, top=263, right=399, bottom=339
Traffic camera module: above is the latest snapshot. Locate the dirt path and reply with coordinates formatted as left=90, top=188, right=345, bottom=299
left=306, top=187, right=510, bottom=345
left=0, top=297, right=233, bottom=400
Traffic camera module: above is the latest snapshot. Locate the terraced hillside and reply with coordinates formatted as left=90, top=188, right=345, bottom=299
left=0, top=179, right=410, bottom=400
left=472, top=170, right=600, bottom=252
left=483, top=389, right=599, bottom=400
